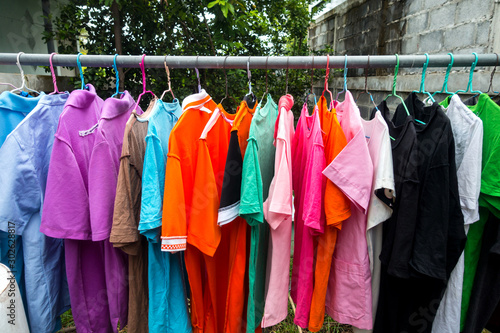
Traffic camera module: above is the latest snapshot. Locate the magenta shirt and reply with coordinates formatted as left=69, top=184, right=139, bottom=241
left=322, top=91, right=374, bottom=329
left=88, top=91, right=138, bottom=241
left=41, top=84, right=104, bottom=240
left=291, top=102, right=326, bottom=328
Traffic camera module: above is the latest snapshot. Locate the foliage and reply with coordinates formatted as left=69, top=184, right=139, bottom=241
left=44, top=0, right=333, bottom=116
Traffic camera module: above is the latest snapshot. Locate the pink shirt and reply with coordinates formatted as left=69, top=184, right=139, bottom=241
left=291, top=102, right=326, bottom=328
left=262, top=94, right=294, bottom=327
left=89, top=91, right=138, bottom=241
left=322, top=91, right=374, bottom=329
left=41, top=84, right=104, bottom=240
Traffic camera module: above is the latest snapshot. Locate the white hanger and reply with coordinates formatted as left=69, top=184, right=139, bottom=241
left=11, top=52, right=40, bottom=96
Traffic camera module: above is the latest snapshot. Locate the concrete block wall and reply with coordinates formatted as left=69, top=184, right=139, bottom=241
left=308, top=0, right=500, bottom=115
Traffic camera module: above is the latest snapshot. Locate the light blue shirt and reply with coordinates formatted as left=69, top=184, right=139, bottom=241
left=138, top=99, right=191, bottom=332
left=0, top=93, right=71, bottom=333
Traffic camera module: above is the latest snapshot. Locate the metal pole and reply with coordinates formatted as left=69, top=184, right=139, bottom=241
left=0, top=53, right=497, bottom=69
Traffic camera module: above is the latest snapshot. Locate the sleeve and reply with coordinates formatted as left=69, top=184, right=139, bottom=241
left=88, top=141, right=118, bottom=241
left=218, top=131, right=243, bottom=226
left=138, top=134, right=165, bottom=241
left=302, top=137, right=326, bottom=233
left=239, top=138, right=264, bottom=226
left=110, top=151, right=140, bottom=254
left=367, top=128, right=395, bottom=231
left=445, top=131, right=467, bottom=277
left=161, top=151, right=187, bottom=252
left=322, top=130, right=373, bottom=215
left=457, top=120, right=483, bottom=225
left=0, top=134, right=40, bottom=235
left=41, top=136, right=91, bottom=240
left=264, top=136, right=292, bottom=230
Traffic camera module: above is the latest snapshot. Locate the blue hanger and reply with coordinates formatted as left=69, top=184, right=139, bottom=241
left=111, top=54, right=124, bottom=98
left=336, top=55, right=348, bottom=101
left=76, top=52, right=89, bottom=90
left=410, top=53, right=431, bottom=125
left=385, top=54, right=411, bottom=117
left=429, top=53, right=454, bottom=101
left=454, top=52, right=482, bottom=95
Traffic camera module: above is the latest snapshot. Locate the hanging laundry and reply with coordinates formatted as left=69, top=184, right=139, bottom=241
left=309, top=95, right=351, bottom=332
left=352, top=110, right=395, bottom=333
left=41, top=85, right=129, bottom=333
left=218, top=98, right=258, bottom=332
left=110, top=110, right=150, bottom=333
left=261, top=94, right=294, bottom=328
left=291, top=98, right=325, bottom=329
left=374, top=92, right=465, bottom=333
left=322, top=90, right=374, bottom=330
left=459, top=93, right=500, bottom=333
left=162, top=90, right=245, bottom=333
left=432, top=94, right=483, bottom=333
left=240, top=94, right=279, bottom=332
left=137, top=99, right=191, bottom=333
left=0, top=92, right=70, bottom=333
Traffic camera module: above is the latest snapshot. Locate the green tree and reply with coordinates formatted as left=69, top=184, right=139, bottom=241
left=45, top=0, right=332, bottom=116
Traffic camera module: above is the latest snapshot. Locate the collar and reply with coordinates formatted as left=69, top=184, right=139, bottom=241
left=182, top=89, right=215, bottom=113
left=395, top=92, right=438, bottom=130
left=156, top=99, right=183, bottom=119
left=39, top=92, right=70, bottom=106
left=101, top=91, right=135, bottom=120
left=65, top=84, right=97, bottom=109
left=0, top=90, right=45, bottom=113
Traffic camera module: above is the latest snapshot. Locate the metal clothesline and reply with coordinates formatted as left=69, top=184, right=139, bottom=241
left=0, top=53, right=498, bottom=69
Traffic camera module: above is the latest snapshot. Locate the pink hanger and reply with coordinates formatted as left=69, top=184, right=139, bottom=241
left=322, top=54, right=334, bottom=110
left=133, top=54, right=156, bottom=111
left=48, top=52, right=61, bottom=95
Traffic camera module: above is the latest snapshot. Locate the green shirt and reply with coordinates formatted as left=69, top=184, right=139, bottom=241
left=442, top=94, right=500, bottom=330
left=240, top=95, right=278, bottom=332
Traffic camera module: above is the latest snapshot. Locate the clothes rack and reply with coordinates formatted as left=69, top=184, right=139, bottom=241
left=0, top=53, right=498, bottom=69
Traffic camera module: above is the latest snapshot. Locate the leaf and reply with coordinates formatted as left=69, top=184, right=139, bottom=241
left=221, top=5, right=228, bottom=18
left=228, top=3, right=235, bottom=15
left=207, top=1, right=218, bottom=8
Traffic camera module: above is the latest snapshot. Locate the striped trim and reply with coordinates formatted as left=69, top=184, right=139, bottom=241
left=161, top=237, right=186, bottom=252
left=218, top=201, right=240, bottom=226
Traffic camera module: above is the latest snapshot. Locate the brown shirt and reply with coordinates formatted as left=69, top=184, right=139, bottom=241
left=111, top=115, right=149, bottom=332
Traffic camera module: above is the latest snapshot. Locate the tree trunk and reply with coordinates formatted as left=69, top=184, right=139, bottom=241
left=111, top=1, right=125, bottom=92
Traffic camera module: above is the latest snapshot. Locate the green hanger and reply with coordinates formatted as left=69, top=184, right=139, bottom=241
left=385, top=54, right=411, bottom=116
left=411, top=53, right=431, bottom=125
left=454, top=52, right=482, bottom=95
left=430, top=53, right=454, bottom=100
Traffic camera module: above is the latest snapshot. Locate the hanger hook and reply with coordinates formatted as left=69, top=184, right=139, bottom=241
left=323, top=54, right=330, bottom=94
left=265, top=56, right=269, bottom=95
left=247, top=56, right=253, bottom=94
left=194, top=56, right=201, bottom=93
left=16, top=52, right=26, bottom=91
left=364, top=55, right=370, bottom=93
left=285, top=56, right=290, bottom=95
left=220, top=55, right=229, bottom=104
left=139, top=54, right=147, bottom=93
left=467, top=52, right=479, bottom=93
left=421, top=53, right=430, bottom=92
left=392, top=54, right=400, bottom=95
left=76, top=52, right=87, bottom=90
left=343, top=54, right=348, bottom=91
left=49, top=52, right=60, bottom=94
left=112, top=54, right=121, bottom=97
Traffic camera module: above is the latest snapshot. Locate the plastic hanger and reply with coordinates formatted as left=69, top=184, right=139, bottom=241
left=10, top=52, right=40, bottom=96
left=384, top=54, right=411, bottom=117
left=454, top=52, right=482, bottom=95
left=243, top=57, right=257, bottom=108
left=133, top=54, right=157, bottom=112
left=48, top=52, right=63, bottom=95
left=160, top=55, right=176, bottom=101
left=304, top=55, right=317, bottom=115
left=428, top=53, right=455, bottom=101
left=219, top=55, right=238, bottom=113
left=322, top=54, right=334, bottom=110
left=259, top=56, right=270, bottom=105
left=76, top=53, right=89, bottom=90
left=486, top=53, right=499, bottom=95
left=355, top=55, right=379, bottom=111
left=194, top=56, right=202, bottom=93
left=111, top=54, right=124, bottom=98
left=335, top=55, right=349, bottom=102
left=413, top=53, right=435, bottom=103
